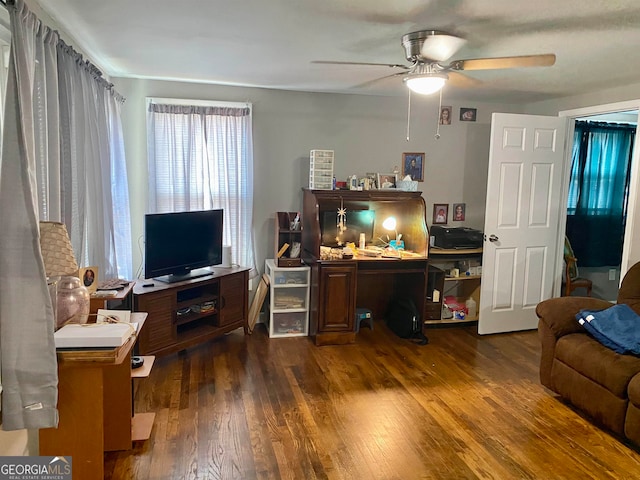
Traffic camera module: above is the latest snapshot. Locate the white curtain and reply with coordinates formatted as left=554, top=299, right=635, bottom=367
left=55, top=42, right=132, bottom=280
left=0, top=0, right=59, bottom=430
left=147, top=102, right=257, bottom=276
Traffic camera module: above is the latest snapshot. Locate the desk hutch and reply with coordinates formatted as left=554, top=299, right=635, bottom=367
left=302, top=188, right=430, bottom=345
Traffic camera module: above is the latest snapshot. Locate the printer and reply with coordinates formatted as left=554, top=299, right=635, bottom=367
left=430, top=226, right=483, bottom=249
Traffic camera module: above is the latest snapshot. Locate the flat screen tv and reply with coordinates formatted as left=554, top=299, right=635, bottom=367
left=144, top=209, right=223, bottom=283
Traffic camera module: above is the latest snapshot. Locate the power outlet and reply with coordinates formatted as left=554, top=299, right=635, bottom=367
left=609, top=268, right=617, bottom=281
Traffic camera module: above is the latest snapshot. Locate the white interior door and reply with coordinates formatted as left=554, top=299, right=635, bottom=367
left=479, top=113, right=568, bottom=335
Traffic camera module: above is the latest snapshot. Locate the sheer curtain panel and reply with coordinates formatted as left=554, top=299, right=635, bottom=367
left=147, top=100, right=257, bottom=276
left=0, top=0, right=59, bottom=430
left=56, top=42, right=132, bottom=280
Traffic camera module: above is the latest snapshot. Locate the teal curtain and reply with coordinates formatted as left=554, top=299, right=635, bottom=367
left=566, top=121, right=635, bottom=267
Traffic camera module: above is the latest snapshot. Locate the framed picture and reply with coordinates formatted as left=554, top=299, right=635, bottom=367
left=365, top=172, right=378, bottom=189
left=79, top=265, right=99, bottom=293
left=433, top=204, right=448, bottom=225
left=402, top=152, right=424, bottom=181
left=440, top=106, right=452, bottom=125
left=460, top=107, right=477, bottom=122
left=377, top=173, right=397, bottom=189
left=453, top=203, right=466, bottom=221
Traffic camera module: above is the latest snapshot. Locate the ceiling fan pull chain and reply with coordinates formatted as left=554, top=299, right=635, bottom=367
left=435, top=88, right=443, bottom=140
left=406, top=89, right=411, bottom=141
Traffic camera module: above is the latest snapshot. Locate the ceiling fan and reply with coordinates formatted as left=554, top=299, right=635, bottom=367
left=314, top=30, right=556, bottom=94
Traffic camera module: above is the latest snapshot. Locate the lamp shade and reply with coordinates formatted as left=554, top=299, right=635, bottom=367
left=404, top=74, right=447, bottom=95
left=382, top=216, right=397, bottom=231
left=39, top=221, right=79, bottom=277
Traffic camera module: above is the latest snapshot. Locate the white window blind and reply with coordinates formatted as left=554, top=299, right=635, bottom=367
left=146, top=98, right=256, bottom=276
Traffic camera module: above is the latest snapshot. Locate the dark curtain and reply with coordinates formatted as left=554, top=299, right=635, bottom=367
left=566, top=121, right=635, bottom=267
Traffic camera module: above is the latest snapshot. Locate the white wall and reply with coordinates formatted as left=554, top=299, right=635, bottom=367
left=113, top=77, right=522, bottom=277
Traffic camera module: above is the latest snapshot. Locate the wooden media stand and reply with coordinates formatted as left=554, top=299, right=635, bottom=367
left=133, top=266, right=249, bottom=356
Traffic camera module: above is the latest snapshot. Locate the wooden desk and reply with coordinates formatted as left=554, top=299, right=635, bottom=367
left=302, top=188, right=430, bottom=345
left=308, top=256, right=428, bottom=345
left=39, top=313, right=151, bottom=480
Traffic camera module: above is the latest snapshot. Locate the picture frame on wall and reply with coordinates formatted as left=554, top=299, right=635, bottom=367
left=433, top=204, right=448, bottom=225
left=402, top=152, right=424, bottom=181
left=440, top=106, right=452, bottom=125
left=377, top=173, right=397, bottom=189
left=460, top=107, right=477, bottom=122
left=453, top=203, right=466, bottom=221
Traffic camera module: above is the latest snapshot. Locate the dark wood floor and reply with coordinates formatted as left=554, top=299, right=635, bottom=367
left=105, top=322, right=640, bottom=479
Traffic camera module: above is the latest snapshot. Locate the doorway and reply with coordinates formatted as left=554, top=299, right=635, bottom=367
left=565, top=111, right=637, bottom=300
left=560, top=101, right=640, bottom=299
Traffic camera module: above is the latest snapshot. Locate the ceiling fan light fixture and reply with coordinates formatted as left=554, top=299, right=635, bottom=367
left=404, top=73, right=448, bottom=95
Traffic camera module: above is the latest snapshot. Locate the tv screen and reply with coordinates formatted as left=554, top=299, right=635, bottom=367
left=144, top=209, right=223, bottom=283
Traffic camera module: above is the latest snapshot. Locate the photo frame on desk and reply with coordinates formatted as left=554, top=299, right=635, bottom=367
left=79, top=265, right=98, bottom=293
left=377, top=173, right=397, bottom=189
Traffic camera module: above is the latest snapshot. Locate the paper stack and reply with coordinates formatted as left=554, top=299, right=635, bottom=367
left=54, top=323, right=136, bottom=348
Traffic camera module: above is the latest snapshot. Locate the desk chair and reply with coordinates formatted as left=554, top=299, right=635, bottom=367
left=564, top=237, right=593, bottom=297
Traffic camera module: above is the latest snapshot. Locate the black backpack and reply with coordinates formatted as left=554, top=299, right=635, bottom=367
left=386, top=297, right=429, bottom=345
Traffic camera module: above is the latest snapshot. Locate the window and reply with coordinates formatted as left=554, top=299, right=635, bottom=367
left=566, top=120, right=635, bottom=266
left=146, top=98, right=256, bottom=275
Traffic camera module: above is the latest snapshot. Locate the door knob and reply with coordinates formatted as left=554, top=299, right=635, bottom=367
left=489, top=234, right=499, bottom=242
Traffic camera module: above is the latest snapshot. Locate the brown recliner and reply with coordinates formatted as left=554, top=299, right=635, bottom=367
left=537, top=262, right=640, bottom=445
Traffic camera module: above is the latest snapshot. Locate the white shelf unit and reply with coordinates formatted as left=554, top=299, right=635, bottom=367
left=309, top=149, right=334, bottom=190
left=265, top=259, right=310, bottom=337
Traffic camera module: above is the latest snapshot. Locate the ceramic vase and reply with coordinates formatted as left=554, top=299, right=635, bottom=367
left=51, top=275, right=90, bottom=329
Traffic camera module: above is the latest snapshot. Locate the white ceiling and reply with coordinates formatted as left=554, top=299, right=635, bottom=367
left=34, top=0, right=640, bottom=103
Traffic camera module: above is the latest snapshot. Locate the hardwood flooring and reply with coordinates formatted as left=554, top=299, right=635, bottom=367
left=105, top=322, right=640, bottom=479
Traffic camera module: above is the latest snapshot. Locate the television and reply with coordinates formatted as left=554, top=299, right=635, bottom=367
left=144, top=209, right=223, bottom=283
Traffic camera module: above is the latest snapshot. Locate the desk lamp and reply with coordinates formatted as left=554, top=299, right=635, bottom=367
left=382, top=216, right=404, bottom=250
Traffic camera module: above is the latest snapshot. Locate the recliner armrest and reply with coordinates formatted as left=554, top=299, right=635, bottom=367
left=536, top=296, right=612, bottom=390
left=536, top=296, right=612, bottom=338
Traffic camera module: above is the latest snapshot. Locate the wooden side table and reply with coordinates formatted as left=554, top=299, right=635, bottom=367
left=39, top=313, right=153, bottom=480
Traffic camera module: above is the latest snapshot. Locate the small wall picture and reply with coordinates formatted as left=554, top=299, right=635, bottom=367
left=79, top=266, right=98, bottom=293
left=402, top=152, right=424, bottom=181
left=460, top=107, right=477, bottom=122
left=453, top=203, right=466, bottom=221
left=433, top=204, right=448, bottom=224
left=377, top=173, right=397, bottom=189
left=440, top=106, right=452, bottom=125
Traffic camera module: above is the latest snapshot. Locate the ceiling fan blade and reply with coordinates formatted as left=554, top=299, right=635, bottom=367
left=352, top=72, right=405, bottom=89
left=450, top=53, right=556, bottom=71
left=447, top=71, right=482, bottom=88
left=312, top=60, right=409, bottom=70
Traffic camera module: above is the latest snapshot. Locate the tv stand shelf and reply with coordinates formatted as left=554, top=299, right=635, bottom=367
left=133, top=266, right=249, bottom=356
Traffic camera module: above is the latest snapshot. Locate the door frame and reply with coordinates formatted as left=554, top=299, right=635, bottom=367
left=558, top=100, right=640, bottom=294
